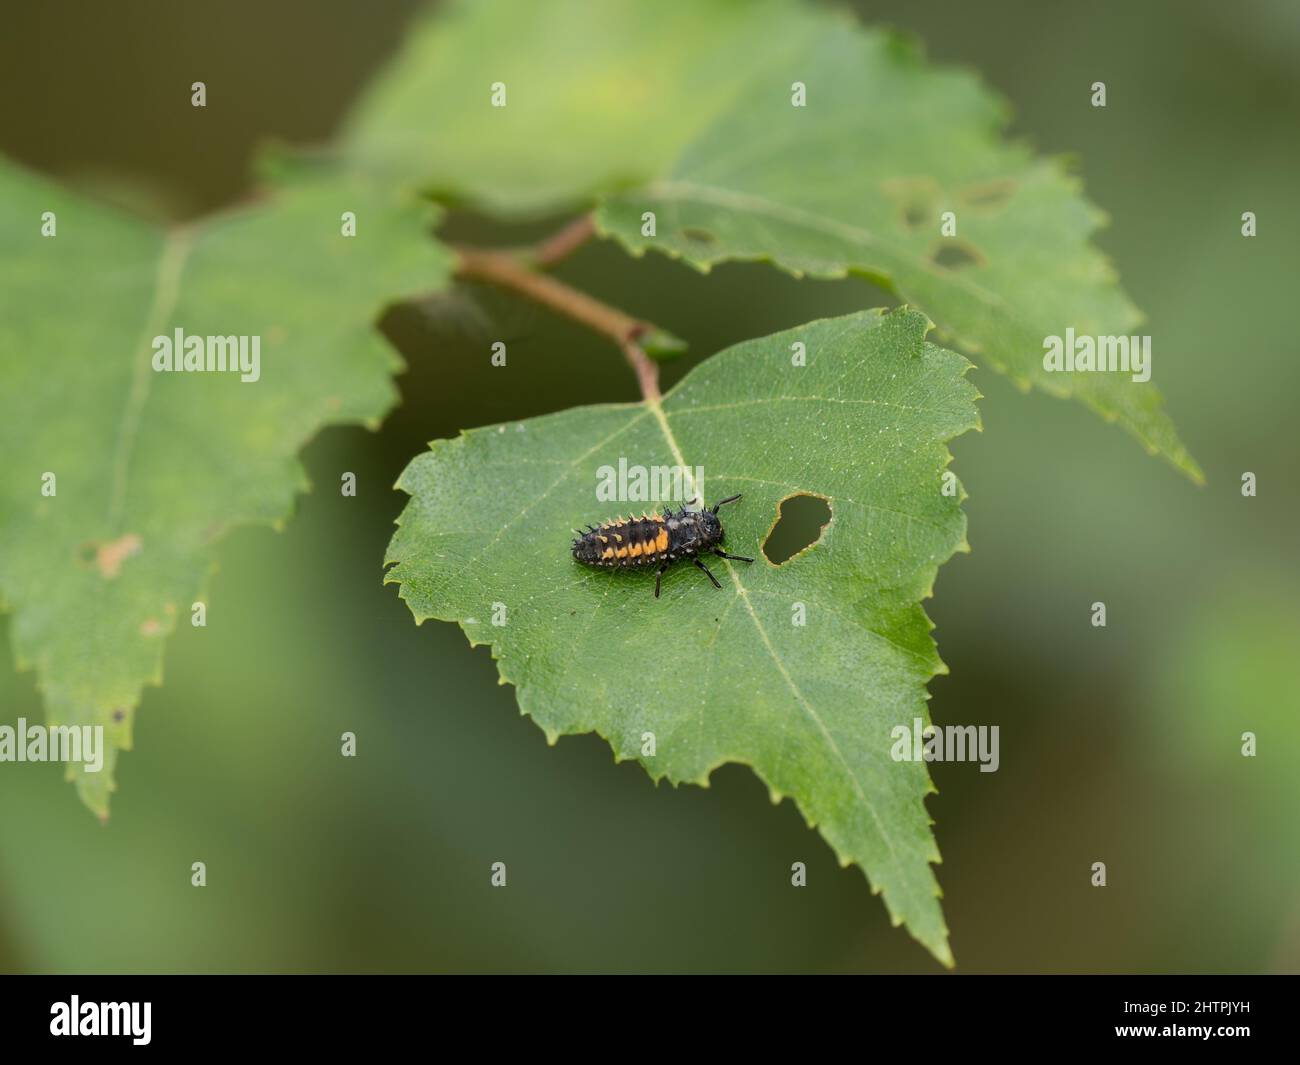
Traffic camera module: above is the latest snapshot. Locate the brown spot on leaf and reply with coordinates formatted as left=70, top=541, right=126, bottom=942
left=959, top=178, right=1017, bottom=209
left=92, top=534, right=142, bottom=579
left=679, top=227, right=716, bottom=244
left=140, top=617, right=162, bottom=636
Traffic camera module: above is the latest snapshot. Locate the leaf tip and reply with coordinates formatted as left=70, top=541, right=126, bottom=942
left=935, top=941, right=956, bottom=969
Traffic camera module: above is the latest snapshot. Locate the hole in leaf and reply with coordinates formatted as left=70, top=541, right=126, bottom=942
left=679, top=227, right=716, bottom=244
left=901, top=202, right=929, bottom=230
left=928, top=239, right=984, bottom=270
left=881, top=177, right=941, bottom=233
left=762, top=494, right=832, bottom=564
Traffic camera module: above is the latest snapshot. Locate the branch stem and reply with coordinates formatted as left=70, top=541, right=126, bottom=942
left=452, top=222, right=666, bottom=402
left=528, top=214, right=597, bottom=267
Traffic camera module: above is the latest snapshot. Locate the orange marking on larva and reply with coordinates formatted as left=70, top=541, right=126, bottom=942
left=601, top=547, right=615, bottom=560
left=654, top=528, right=669, bottom=552
left=615, top=545, right=630, bottom=559
left=628, top=541, right=643, bottom=558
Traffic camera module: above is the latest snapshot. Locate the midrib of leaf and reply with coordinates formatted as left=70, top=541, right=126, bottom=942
left=106, top=227, right=194, bottom=532
left=645, top=398, right=701, bottom=503
left=645, top=393, right=905, bottom=882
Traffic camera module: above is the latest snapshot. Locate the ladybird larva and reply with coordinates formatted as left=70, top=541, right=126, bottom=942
left=571, top=495, right=754, bottom=598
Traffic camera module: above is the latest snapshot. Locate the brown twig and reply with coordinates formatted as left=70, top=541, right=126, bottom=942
left=618, top=338, right=662, bottom=404
left=528, top=214, right=597, bottom=267
left=451, top=219, right=677, bottom=403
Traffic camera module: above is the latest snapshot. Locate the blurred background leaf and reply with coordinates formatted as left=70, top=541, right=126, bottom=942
left=598, top=22, right=1199, bottom=480
left=0, top=159, right=447, bottom=814
left=340, top=0, right=825, bottom=216
left=343, top=0, right=1199, bottom=476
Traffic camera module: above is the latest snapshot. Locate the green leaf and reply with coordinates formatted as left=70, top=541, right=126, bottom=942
left=340, top=0, right=1196, bottom=479
left=385, top=307, right=980, bottom=964
left=597, top=24, right=1201, bottom=482
left=340, top=0, right=825, bottom=218
left=0, top=159, right=449, bottom=815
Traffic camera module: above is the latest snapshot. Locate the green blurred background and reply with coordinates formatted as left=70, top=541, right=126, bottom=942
left=1, top=0, right=1296, bottom=972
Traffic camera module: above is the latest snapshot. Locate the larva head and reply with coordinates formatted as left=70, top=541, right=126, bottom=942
left=695, top=508, right=723, bottom=546
left=699, top=493, right=743, bottom=548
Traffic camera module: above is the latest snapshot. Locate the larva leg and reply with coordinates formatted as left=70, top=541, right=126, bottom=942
left=694, top=558, right=722, bottom=589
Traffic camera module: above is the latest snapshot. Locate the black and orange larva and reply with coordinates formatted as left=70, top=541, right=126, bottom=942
left=571, top=494, right=754, bottom=598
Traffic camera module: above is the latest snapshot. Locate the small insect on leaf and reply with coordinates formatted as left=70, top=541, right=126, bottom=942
left=570, top=495, right=754, bottom=597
